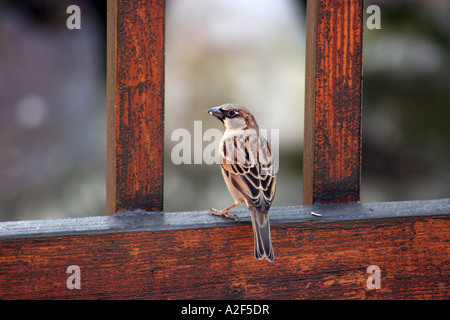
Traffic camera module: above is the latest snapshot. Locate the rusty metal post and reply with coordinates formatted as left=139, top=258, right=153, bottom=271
left=303, top=0, right=363, bottom=204
left=107, top=0, right=165, bottom=215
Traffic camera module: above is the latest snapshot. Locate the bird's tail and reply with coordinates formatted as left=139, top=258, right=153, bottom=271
left=250, top=207, right=274, bottom=262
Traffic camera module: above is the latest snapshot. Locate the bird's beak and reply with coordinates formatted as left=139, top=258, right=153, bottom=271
left=206, top=107, right=224, bottom=120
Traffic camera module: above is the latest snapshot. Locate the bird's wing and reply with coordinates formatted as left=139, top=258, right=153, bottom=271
left=220, top=133, right=276, bottom=212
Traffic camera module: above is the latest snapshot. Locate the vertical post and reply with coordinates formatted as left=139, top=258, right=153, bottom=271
left=303, top=0, right=363, bottom=205
left=107, top=0, right=165, bottom=215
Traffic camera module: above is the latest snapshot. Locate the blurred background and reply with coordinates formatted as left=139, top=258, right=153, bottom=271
left=0, top=0, right=448, bottom=221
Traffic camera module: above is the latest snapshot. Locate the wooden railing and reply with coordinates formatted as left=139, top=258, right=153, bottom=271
left=0, top=0, right=448, bottom=300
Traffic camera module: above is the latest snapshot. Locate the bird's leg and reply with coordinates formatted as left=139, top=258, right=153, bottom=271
left=211, top=203, right=239, bottom=219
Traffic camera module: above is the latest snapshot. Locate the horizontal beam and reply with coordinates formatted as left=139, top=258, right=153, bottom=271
left=0, top=199, right=449, bottom=299
left=1, top=199, right=448, bottom=239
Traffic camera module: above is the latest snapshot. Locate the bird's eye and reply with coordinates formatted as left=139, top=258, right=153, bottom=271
left=228, top=110, right=237, bottom=117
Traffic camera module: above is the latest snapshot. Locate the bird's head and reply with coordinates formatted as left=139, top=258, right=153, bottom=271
left=206, top=104, right=258, bottom=131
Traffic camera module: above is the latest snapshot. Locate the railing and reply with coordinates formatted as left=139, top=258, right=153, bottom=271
left=0, top=0, right=448, bottom=300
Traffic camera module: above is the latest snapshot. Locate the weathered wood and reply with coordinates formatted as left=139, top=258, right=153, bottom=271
left=106, top=0, right=165, bottom=215
left=303, top=0, right=363, bottom=204
left=106, top=0, right=117, bottom=217
left=1, top=199, right=448, bottom=299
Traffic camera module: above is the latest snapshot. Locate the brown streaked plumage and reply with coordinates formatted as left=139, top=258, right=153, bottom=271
left=206, top=103, right=277, bottom=262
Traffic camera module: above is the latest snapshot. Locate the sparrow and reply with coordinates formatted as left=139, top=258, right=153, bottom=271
left=206, top=103, right=276, bottom=262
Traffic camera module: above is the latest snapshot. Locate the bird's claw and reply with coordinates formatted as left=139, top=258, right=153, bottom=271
left=211, top=208, right=237, bottom=220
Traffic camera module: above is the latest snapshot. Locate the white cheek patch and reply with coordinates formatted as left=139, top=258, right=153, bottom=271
left=224, top=116, right=246, bottom=130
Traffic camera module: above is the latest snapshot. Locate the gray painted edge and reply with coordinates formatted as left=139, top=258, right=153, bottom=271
left=0, top=198, right=448, bottom=239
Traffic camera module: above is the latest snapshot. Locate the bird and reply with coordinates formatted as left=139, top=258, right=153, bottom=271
left=206, top=103, right=276, bottom=262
